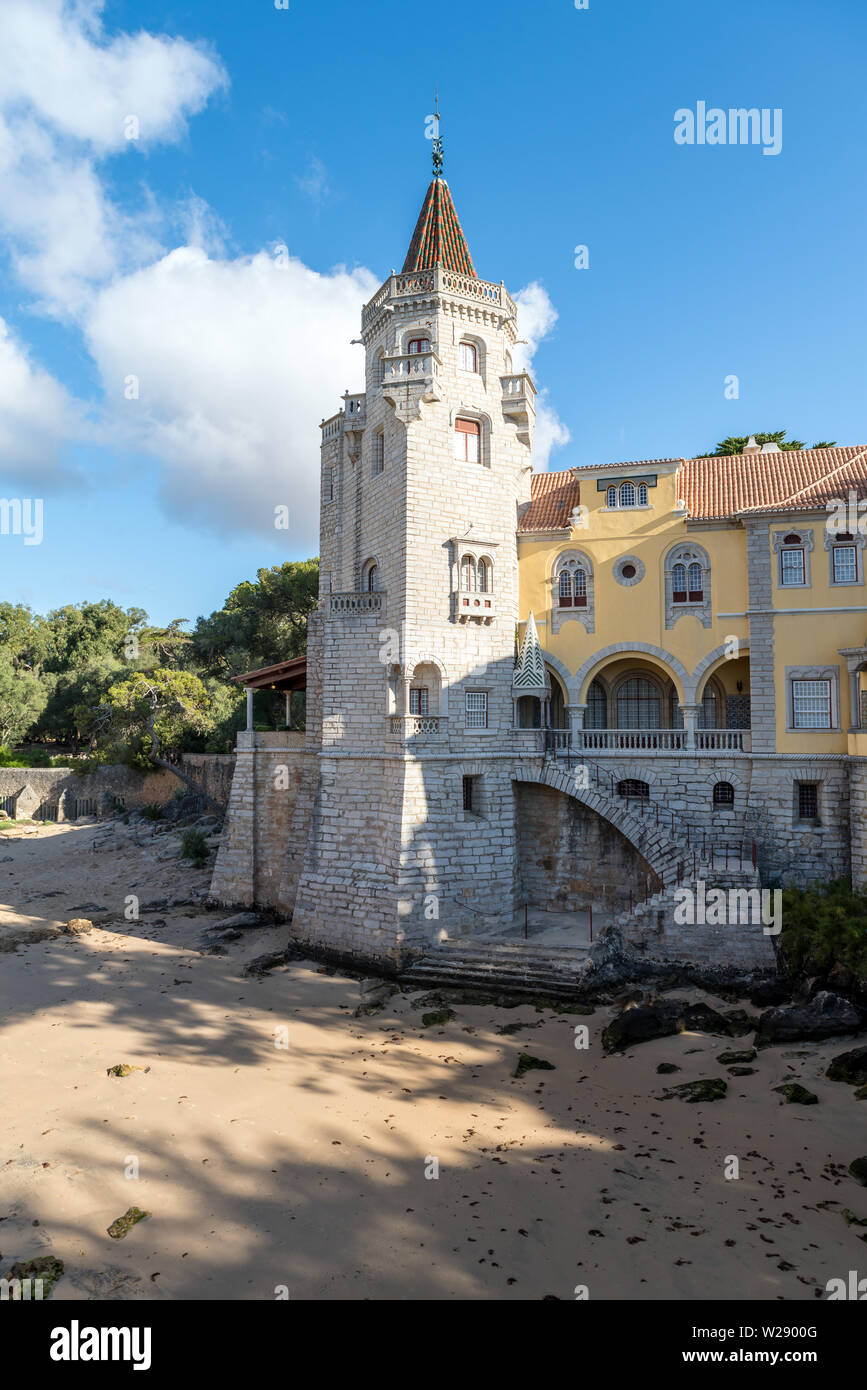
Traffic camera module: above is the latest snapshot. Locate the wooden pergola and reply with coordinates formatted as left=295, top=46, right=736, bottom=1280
left=233, top=656, right=307, bottom=729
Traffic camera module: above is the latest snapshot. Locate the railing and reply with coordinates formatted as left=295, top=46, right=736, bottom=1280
left=579, top=728, right=687, bottom=751
left=342, top=394, right=365, bottom=425
left=328, top=592, right=384, bottom=616
left=388, top=714, right=447, bottom=740
left=693, top=729, right=747, bottom=751
left=456, top=589, right=495, bottom=621
left=501, top=372, right=536, bottom=400
left=361, top=268, right=516, bottom=330
left=321, top=415, right=342, bottom=440
left=382, top=352, right=440, bottom=384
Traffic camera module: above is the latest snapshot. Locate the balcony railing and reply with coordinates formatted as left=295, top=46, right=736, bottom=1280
left=571, top=728, right=749, bottom=753
left=382, top=351, right=441, bottom=386
left=361, top=267, right=516, bottom=330
left=456, top=588, right=495, bottom=623
left=328, top=592, right=384, bottom=616
left=388, top=714, right=448, bottom=741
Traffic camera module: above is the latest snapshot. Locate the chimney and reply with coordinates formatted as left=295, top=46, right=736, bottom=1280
left=761, top=440, right=781, bottom=453
left=742, top=435, right=760, bottom=454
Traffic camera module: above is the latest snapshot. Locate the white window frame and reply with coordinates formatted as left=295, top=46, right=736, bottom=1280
left=465, top=690, right=488, bottom=729
left=458, top=341, right=478, bottom=372
left=791, top=679, right=833, bottom=729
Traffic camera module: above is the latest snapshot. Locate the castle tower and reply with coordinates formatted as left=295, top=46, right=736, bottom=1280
left=291, top=144, right=537, bottom=968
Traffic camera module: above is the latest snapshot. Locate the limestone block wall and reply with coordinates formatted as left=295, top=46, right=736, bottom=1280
left=0, top=755, right=235, bottom=819
left=209, top=732, right=311, bottom=909
left=620, top=874, right=777, bottom=971
left=515, top=781, right=657, bottom=917
left=847, top=759, right=867, bottom=890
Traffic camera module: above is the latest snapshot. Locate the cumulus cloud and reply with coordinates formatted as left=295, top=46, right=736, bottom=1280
left=513, top=281, right=571, bottom=471
left=84, top=247, right=380, bottom=540
left=0, top=317, right=82, bottom=484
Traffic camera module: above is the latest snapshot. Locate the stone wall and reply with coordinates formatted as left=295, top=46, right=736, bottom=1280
left=515, top=781, right=657, bottom=916
left=0, top=755, right=235, bottom=819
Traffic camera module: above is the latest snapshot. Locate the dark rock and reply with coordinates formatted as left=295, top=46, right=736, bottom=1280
left=514, top=1053, right=555, bottom=1078
left=656, top=1062, right=680, bottom=1074
left=662, top=1078, right=727, bottom=1103
left=848, top=1157, right=867, bottom=1187
left=603, top=999, right=757, bottom=1053
left=747, top=979, right=793, bottom=1008
left=243, top=950, right=289, bottom=978
left=728, top=1066, right=756, bottom=1076
left=773, top=1083, right=819, bottom=1105
left=826, top=1046, right=867, bottom=1086
left=722, top=1009, right=758, bottom=1036
left=718, top=1049, right=757, bottom=1065
left=856, top=1085, right=867, bottom=1101
left=755, top=992, right=862, bottom=1047
left=422, top=1009, right=456, bottom=1027
left=843, top=1210, right=867, bottom=1227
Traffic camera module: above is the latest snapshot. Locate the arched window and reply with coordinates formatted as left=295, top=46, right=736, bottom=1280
left=617, top=677, right=662, bottom=729
left=558, top=570, right=573, bottom=606
left=454, top=418, right=481, bottom=463
left=699, top=685, right=718, bottom=729
left=517, top=695, right=542, bottom=729
left=364, top=561, right=380, bottom=592
left=587, top=679, right=607, bottom=729
left=460, top=554, right=477, bottom=591
left=573, top=567, right=587, bottom=606
left=459, top=341, right=478, bottom=372
left=688, top=562, right=704, bottom=601
left=477, top=558, right=490, bottom=593
left=607, top=485, right=617, bottom=508
left=713, top=781, right=734, bottom=807
left=637, top=482, right=649, bottom=505
left=408, top=337, right=430, bottom=355
left=505, top=352, right=513, bottom=374
left=619, top=481, right=635, bottom=508
left=617, top=779, right=650, bottom=801
left=672, top=563, right=687, bottom=603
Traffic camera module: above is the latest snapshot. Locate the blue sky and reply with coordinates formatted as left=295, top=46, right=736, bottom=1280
left=2, top=0, right=865, bottom=625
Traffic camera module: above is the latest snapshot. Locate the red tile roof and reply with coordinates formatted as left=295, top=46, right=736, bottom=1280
left=680, top=446, right=867, bottom=519
left=519, top=470, right=582, bottom=531
left=522, top=448, right=867, bottom=530
left=402, top=178, right=477, bottom=278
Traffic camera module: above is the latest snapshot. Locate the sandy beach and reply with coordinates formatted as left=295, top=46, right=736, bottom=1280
left=1, top=818, right=865, bottom=1301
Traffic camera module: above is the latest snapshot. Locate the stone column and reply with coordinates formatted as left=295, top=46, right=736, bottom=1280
left=849, top=671, right=860, bottom=730
left=679, top=703, right=701, bottom=751
left=246, top=688, right=254, bottom=732
left=745, top=521, right=776, bottom=752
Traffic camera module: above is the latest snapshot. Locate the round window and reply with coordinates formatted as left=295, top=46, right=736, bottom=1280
left=621, top=563, right=636, bottom=579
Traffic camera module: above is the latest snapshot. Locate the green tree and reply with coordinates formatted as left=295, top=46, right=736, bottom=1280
left=191, top=560, right=318, bottom=677
left=696, top=431, right=836, bottom=458
left=43, top=601, right=147, bottom=673
left=0, top=650, right=48, bottom=746
left=86, top=668, right=224, bottom=814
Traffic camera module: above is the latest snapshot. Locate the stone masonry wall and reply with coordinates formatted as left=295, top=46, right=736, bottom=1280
left=0, top=755, right=235, bottom=819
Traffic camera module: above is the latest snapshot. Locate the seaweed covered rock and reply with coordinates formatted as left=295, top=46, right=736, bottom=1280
left=826, top=1045, right=867, bottom=1086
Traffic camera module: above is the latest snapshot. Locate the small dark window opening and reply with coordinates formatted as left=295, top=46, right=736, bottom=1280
left=797, top=783, right=819, bottom=820
left=713, top=781, right=734, bottom=807
left=621, top=563, right=637, bottom=580
left=617, top=779, right=650, bottom=801
left=462, top=775, right=476, bottom=813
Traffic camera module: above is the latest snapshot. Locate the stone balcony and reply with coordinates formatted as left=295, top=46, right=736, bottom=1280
left=386, top=714, right=449, bottom=744
left=575, top=728, right=751, bottom=754
left=455, top=588, right=496, bottom=623
left=500, top=372, right=536, bottom=425
left=382, top=350, right=442, bottom=401
left=328, top=592, right=385, bottom=617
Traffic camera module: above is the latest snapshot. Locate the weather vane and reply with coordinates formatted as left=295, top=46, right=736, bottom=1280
left=432, top=87, right=444, bottom=178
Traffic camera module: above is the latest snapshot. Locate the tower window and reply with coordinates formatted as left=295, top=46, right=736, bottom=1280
left=372, top=431, right=384, bottom=475
left=409, top=687, right=429, bottom=716
left=459, top=341, right=478, bottom=372
left=465, top=690, right=488, bottom=729
left=454, top=418, right=481, bottom=463
left=408, top=337, right=430, bottom=355
left=364, top=562, right=380, bottom=593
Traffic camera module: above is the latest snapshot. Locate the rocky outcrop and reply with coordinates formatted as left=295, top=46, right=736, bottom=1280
left=754, top=991, right=862, bottom=1047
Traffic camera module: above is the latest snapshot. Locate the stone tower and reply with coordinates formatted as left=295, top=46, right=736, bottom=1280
left=289, top=160, right=537, bottom=969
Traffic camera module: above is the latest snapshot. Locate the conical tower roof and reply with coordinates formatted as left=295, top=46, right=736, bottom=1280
left=513, top=613, right=549, bottom=692
left=402, top=178, right=477, bottom=278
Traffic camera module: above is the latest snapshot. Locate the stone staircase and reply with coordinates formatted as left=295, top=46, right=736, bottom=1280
left=402, top=939, right=592, bottom=999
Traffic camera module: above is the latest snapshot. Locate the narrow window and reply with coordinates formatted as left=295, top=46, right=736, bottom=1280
left=454, top=419, right=481, bottom=463
left=637, top=482, right=649, bottom=505
left=326, top=469, right=334, bottom=502
left=462, top=775, right=475, bottom=812
left=460, top=554, right=476, bottom=591
left=587, top=679, right=607, bottom=729
left=365, top=563, right=379, bottom=593
left=558, top=570, right=573, bottom=607
left=832, top=544, right=857, bottom=584
left=619, top=481, right=635, bottom=508
left=792, top=679, right=832, bottom=729
left=713, top=781, right=734, bottom=806
left=574, top=567, right=587, bottom=607
left=688, top=562, right=704, bottom=602
left=372, top=432, right=384, bottom=475
left=780, top=543, right=805, bottom=586
left=409, top=687, right=429, bottom=715
left=606, top=486, right=617, bottom=508
left=459, top=341, right=478, bottom=372
left=672, top=562, right=687, bottom=603
left=466, top=690, right=488, bottom=729
left=797, top=783, right=818, bottom=819
left=477, top=558, right=489, bottom=593
left=408, top=337, right=430, bottom=355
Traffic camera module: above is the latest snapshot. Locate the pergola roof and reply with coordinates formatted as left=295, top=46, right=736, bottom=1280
left=232, top=656, right=307, bottom=692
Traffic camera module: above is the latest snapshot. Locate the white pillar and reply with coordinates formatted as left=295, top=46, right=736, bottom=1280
left=246, top=688, right=254, bottom=731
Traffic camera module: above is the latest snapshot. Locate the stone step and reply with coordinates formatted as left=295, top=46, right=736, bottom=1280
left=403, top=942, right=591, bottom=997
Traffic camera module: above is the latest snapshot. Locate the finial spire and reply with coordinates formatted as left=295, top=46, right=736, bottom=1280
left=432, top=87, right=444, bottom=179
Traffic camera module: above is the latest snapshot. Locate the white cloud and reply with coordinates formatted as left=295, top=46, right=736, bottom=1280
left=513, top=281, right=571, bottom=471
left=0, top=317, right=81, bottom=484
left=84, top=246, right=380, bottom=540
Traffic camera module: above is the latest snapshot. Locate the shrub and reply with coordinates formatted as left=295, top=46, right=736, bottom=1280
left=140, top=803, right=164, bottom=821
left=180, top=828, right=209, bottom=868
left=779, top=880, right=867, bottom=980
